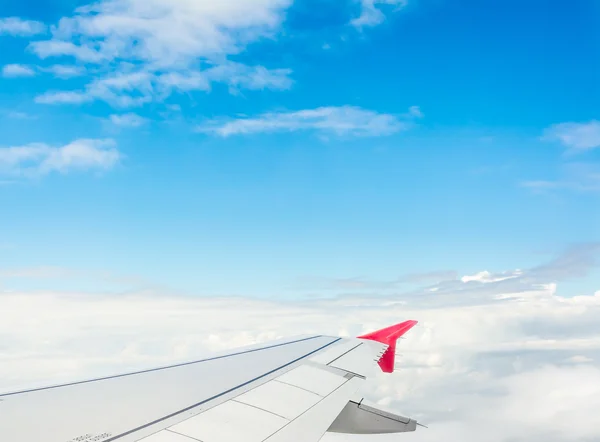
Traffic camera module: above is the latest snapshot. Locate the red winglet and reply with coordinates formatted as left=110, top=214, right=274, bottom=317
left=357, top=320, right=418, bottom=373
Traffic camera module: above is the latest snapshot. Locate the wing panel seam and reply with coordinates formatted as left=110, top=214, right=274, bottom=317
left=326, top=343, right=363, bottom=366
left=165, top=428, right=205, bottom=442
left=262, top=377, right=352, bottom=441
left=231, top=399, right=290, bottom=421
left=272, top=379, right=325, bottom=397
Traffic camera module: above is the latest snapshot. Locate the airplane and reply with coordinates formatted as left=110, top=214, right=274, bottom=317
left=0, top=320, right=420, bottom=442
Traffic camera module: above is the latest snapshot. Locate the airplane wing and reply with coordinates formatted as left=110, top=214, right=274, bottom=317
left=0, top=320, right=419, bottom=442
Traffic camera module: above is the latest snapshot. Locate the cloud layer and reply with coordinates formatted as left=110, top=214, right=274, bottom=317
left=1, top=246, right=599, bottom=441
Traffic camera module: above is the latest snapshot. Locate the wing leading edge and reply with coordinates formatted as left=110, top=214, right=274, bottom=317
left=0, top=321, right=420, bottom=442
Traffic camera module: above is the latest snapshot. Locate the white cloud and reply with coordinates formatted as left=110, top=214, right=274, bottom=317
left=460, top=270, right=521, bottom=283
left=35, top=62, right=292, bottom=107
left=0, top=138, right=121, bottom=177
left=208, top=63, right=293, bottom=92
left=23, top=0, right=294, bottom=107
left=351, top=0, right=408, bottom=28
left=156, top=71, right=211, bottom=93
left=109, top=112, right=147, bottom=127
left=43, top=64, right=86, bottom=79
left=0, top=17, right=46, bottom=36
left=30, top=40, right=106, bottom=63
left=198, top=105, right=419, bottom=137
left=2, top=64, right=36, bottom=78
left=35, top=90, right=90, bottom=105
left=543, top=120, right=600, bottom=152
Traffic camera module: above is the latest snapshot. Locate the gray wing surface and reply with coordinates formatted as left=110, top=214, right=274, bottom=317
left=0, top=334, right=418, bottom=442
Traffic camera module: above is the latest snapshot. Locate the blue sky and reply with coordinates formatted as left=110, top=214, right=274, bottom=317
left=0, top=0, right=598, bottom=297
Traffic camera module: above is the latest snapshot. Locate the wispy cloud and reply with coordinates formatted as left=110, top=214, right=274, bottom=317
left=0, top=17, right=46, bottom=36
left=6, top=111, right=35, bottom=120
left=522, top=163, right=600, bottom=193
left=523, top=122, right=600, bottom=194
left=2, top=64, right=36, bottom=78
left=297, top=269, right=456, bottom=292
left=351, top=0, right=408, bottom=28
left=0, top=139, right=121, bottom=178
left=109, top=113, right=147, bottom=128
left=198, top=105, right=422, bottom=137
left=42, top=64, right=86, bottom=79
left=35, top=62, right=292, bottom=107
left=299, top=245, right=600, bottom=300
left=530, top=243, right=600, bottom=281
left=35, top=91, right=92, bottom=105
left=543, top=120, right=600, bottom=152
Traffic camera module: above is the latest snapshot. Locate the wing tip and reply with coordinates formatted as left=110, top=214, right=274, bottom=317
left=357, top=320, right=418, bottom=373
left=357, top=319, right=418, bottom=342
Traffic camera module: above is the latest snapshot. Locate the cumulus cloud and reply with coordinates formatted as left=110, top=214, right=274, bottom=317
left=198, top=105, right=420, bottom=137
left=0, top=138, right=121, bottom=177
left=2, top=64, right=36, bottom=78
left=109, top=112, right=147, bottom=127
left=543, top=120, right=600, bottom=152
left=0, top=17, right=46, bottom=36
left=2, top=246, right=600, bottom=441
left=17, top=0, right=294, bottom=107
left=351, top=0, right=408, bottom=28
